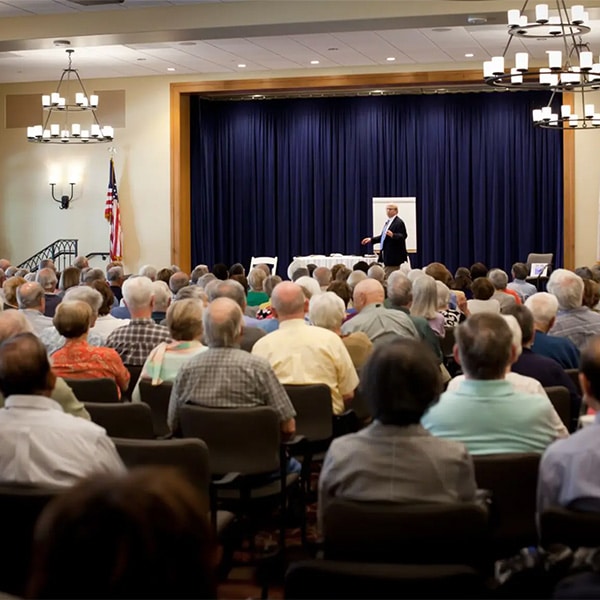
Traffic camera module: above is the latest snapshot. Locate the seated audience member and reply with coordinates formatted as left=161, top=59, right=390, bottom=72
left=4, top=266, right=18, bottom=278
left=366, top=264, right=385, bottom=284
left=505, top=304, right=581, bottom=423
left=38, top=259, right=56, bottom=273
left=27, top=468, right=217, bottom=600
left=309, top=292, right=373, bottom=371
left=327, top=280, right=352, bottom=313
left=73, top=255, right=89, bottom=270
left=196, top=272, right=217, bottom=290
left=175, top=285, right=208, bottom=304
left=252, top=282, right=358, bottom=415
left=489, top=268, right=520, bottom=311
left=422, top=313, right=566, bottom=455
left=3, top=275, right=26, bottom=310
left=36, top=268, right=61, bottom=318
left=206, top=279, right=268, bottom=348
left=107, top=265, right=125, bottom=303
left=407, top=268, right=425, bottom=283
left=169, top=271, right=189, bottom=296
left=51, top=301, right=130, bottom=398
left=453, top=267, right=473, bottom=300
left=575, top=266, right=594, bottom=280
left=190, top=264, right=209, bottom=284
left=582, top=277, right=600, bottom=311
left=330, top=263, right=346, bottom=281
left=291, top=267, right=310, bottom=282
left=424, top=262, right=453, bottom=287
left=89, top=281, right=129, bottom=339
left=470, top=262, right=488, bottom=280
left=525, top=292, right=580, bottom=369
left=0, top=333, right=124, bottom=486
left=295, top=275, right=321, bottom=300
left=247, top=268, right=269, bottom=307
left=17, top=282, right=53, bottom=336
left=256, top=274, right=282, bottom=321
left=547, top=268, right=600, bottom=349
left=341, top=278, right=418, bottom=346
left=411, top=275, right=445, bottom=337
left=313, top=266, right=332, bottom=291
left=169, top=297, right=296, bottom=435
left=156, top=267, right=174, bottom=286
left=229, top=262, right=245, bottom=277
left=0, top=311, right=89, bottom=419
left=82, top=268, right=107, bottom=286
left=106, top=276, right=171, bottom=366
left=211, top=263, right=229, bottom=280
left=255, top=263, right=273, bottom=277
left=151, top=280, right=172, bottom=324
left=467, top=277, right=501, bottom=315
left=537, top=335, right=600, bottom=514
left=138, top=264, right=157, bottom=281
left=230, top=273, right=248, bottom=292
left=507, top=262, right=537, bottom=302
left=335, top=266, right=352, bottom=282
left=58, top=266, right=80, bottom=298
left=318, top=338, right=476, bottom=530
left=305, top=263, right=318, bottom=277
left=132, top=299, right=207, bottom=404
left=40, top=286, right=105, bottom=355
left=437, top=280, right=465, bottom=327
left=353, top=261, right=369, bottom=274
left=385, top=271, right=443, bottom=363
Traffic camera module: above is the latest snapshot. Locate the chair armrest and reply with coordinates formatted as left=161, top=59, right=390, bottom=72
left=282, top=434, right=306, bottom=448
left=212, top=472, right=241, bottom=488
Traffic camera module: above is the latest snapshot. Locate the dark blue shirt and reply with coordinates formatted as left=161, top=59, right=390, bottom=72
left=531, top=330, right=579, bottom=370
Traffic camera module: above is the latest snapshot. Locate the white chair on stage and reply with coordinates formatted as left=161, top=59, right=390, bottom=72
left=249, top=256, right=278, bottom=275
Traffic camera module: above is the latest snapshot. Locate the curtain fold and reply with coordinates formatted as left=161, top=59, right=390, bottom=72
left=190, top=92, right=563, bottom=274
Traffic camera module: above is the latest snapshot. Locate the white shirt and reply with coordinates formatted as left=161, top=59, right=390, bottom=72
left=447, top=372, right=568, bottom=439
left=0, top=395, right=125, bottom=488
left=91, top=314, right=130, bottom=341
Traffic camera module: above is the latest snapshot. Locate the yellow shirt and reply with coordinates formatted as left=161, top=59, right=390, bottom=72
left=252, top=319, right=359, bottom=415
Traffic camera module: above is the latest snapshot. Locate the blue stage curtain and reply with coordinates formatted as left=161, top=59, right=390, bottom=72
left=190, top=92, right=563, bottom=274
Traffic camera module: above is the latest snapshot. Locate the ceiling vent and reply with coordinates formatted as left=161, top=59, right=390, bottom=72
left=66, top=0, right=125, bottom=6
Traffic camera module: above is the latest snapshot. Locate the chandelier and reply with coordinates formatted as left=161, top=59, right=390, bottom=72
left=27, top=49, right=114, bottom=144
left=483, top=2, right=600, bottom=130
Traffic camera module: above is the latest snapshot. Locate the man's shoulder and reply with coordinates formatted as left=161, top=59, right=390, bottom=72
left=542, top=426, right=596, bottom=463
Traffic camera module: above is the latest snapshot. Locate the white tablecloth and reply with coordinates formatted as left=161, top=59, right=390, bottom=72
left=288, top=255, right=377, bottom=278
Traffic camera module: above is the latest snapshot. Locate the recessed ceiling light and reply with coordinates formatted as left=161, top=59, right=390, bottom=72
left=465, top=53, right=474, bottom=58
left=432, top=27, right=451, bottom=33
left=328, top=47, right=338, bottom=51
left=310, top=60, right=320, bottom=65
left=237, top=63, right=246, bottom=68
left=167, top=67, right=176, bottom=71
left=370, top=90, right=384, bottom=95
left=386, top=57, right=396, bottom=62
left=136, top=58, right=146, bottom=61
left=251, top=94, right=265, bottom=99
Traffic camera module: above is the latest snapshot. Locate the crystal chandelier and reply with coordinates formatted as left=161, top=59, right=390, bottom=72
left=483, top=2, right=600, bottom=130
left=27, top=49, right=114, bottom=144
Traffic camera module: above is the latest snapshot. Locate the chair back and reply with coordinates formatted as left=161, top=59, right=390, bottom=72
left=85, top=401, right=154, bottom=439
left=565, top=368, right=582, bottom=395
left=179, top=405, right=280, bottom=475
left=0, top=484, right=62, bottom=595
left=440, top=326, right=456, bottom=358
left=112, top=437, right=210, bottom=497
left=473, top=453, right=540, bottom=556
left=540, top=507, right=600, bottom=549
left=63, top=377, right=119, bottom=403
left=284, top=384, right=333, bottom=442
left=544, top=386, right=571, bottom=429
left=526, top=253, right=553, bottom=272
left=249, top=256, right=278, bottom=275
left=322, top=499, right=488, bottom=565
left=124, top=364, right=143, bottom=400
left=138, top=379, right=172, bottom=437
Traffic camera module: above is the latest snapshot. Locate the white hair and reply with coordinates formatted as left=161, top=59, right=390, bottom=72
left=122, top=276, right=154, bottom=310
left=151, top=280, right=172, bottom=312
left=138, top=264, right=157, bottom=281
left=64, top=285, right=103, bottom=315
left=525, top=292, right=559, bottom=327
left=488, top=269, right=509, bottom=290
left=407, top=268, right=426, bottom=283
left=295, top=276, right=322, bottom=299
left=502, top=314, right=523, bottom=358
left=547, top=268, right=584, bottom=310
left=309, top=292, right=345, bottom=331
left=435, top=280, right=451, bottom=310
left=411, top=275, right=438, bottom=320
left=367, top=264, right=385, bottom=283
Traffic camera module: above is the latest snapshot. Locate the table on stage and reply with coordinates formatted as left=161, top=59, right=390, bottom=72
left=288, top=255, right=377, bottom=278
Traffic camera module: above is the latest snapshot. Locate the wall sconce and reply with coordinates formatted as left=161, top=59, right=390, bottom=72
left=50, top=182, right=75, bottom=210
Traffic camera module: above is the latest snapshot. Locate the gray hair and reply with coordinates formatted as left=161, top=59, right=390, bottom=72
left=410, top=275, right=438, bottom=320
left=502, top=314, right=523, bottom=358
left=73, top=256, right=89, bottom=270
left=312, top=266, right=332, bottom=287
left=122, top=276, right=154, bottom=311
left=175, top=285, right=208, bottom=304
left=151, top=280, right=172, bottom=312
left=547, top=268, right=584, bottom=310
left=264, top=275, right=282, bottom=297
left=206, top=279, right=246, bottom=308
left=203, top=297, right=243, bottom=348
left=17, top=282, right=44, bottom=309
left=525, top=292, right=559, bottom=327
left=82, top=268, right=106, bottom=285
left=367, top=264, right=385, bottom=283
left=346, top=270, right=367, bottom=292
left=488, top=269, right=509, bottom=290
left=387, top=271, right=412, bottom=307
left=169, top=272, right=190, bottom=295
left=407, top=269, right=426, bottom=283
left=191, top=264, right=209, bottom=283
left=35, top=268, right=57, bottom=292
left=196, top=273, right=217, bottom=290
left=435, top=280, right=451, bottom=310
left=295, top=276, right=321, bottom=300
left=309, top=292, right=345, bottom=331
left=107, top=266, right=124, bottom=283
left=64, top=285, right=103, bottom=316
left=138, top=264, right=157, bottom=281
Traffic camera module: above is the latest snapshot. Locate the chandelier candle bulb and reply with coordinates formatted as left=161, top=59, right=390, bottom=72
left=569, top=114, right=579, bottom=127
left=57, top=98, right=66, bottom=110
left=593, top=114, right=600, bottom=126
left=81, top=130, right=89, bottom=141
left=50, top=124, right=60, bottom=137
left=572, top=5, right=585, bottom=24
left=33, top=125, right=42, bottom=137
left=90, top=95, right=98, bottom=108
left=536, top=4, right=549, bottom=23
left=71, top=123, right=81, bottom=136
left=548, top=15, right=562, bottom=34
left=483, top=61, right=494, bottom=78
left=42, top=95, right=50, bottom=107
left=540, top=68, right=552, bottom=85
left=42, top=130, right=50, bottom=141
left=561, top=105, right=572, bottom=118
left=551, top=113, right=559, bottom=125
left=50, top=93, right=60, bottom=106
left=585, top=104, right=595, bottom=118
left=581, top=51, right=593, bottom=70
left=511, top=68, right=523, bottom=84
left=548, top=51, right=562, bottom=70
left=90, top=124, right=101, bottom=137
left=541, top=106, right=552, bottom=120
left=491, top=56, right=504, bottom=75
left=508, top=9, right=521, bottom=25
left=75, top=93, right=84, bottom=105
left=533, top=109, right=543, bottom=122
left=515, top=52, right=529, bottom=71
left=520, top=15, right=528, bottom=27
left=26, top=127, right=34, bottom=139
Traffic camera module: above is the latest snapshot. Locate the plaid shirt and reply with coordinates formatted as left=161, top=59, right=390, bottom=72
left=168, top=347, right=295, bottom=433
left=106, top=318, right=171, bottom=366
left=550, top=306, right=600, bottom=350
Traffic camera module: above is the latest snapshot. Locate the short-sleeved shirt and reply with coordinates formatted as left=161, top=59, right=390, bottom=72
left=106, top=318, right=171, bottom=366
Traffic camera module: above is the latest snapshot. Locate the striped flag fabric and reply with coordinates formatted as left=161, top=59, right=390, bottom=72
left=105, top=157, right=123, bottom=261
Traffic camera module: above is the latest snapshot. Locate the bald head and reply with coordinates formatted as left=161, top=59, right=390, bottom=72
left=0, top=333, right=55, bottom=397
left=203, top=297, right=243, bottom=348
left=0, top=311, right=33, bottom=343
left=17, top=282, right=45, bottom=311
left=353, top=279, right=385, bottom=312
left=271, top=282, right=307, bottom=321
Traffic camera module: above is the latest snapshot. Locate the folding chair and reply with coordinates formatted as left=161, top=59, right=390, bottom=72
left=85, top=401, right=154, bottom=439
left=63, top=377, right=119, bottom=403
left=138, top=379, right=172, bottom=437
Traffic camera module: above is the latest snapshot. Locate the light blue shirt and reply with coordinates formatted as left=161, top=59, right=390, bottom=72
left=422, top=379, right=560, bottom=455
left=538, top=413, right=600, bottom=513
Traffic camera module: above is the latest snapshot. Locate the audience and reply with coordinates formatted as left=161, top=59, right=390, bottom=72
left=17, top=282, right=53, bottom=336
left=3, top=275, right=26, bottom=310
left=422, top=313, right=566, bottom=454
left=507, top=262, right=537, bottom=302
left=467, top=277, right=500, bottom=315
left=410, top=274, right=445, bottom=337
left=318, top=338, right=476, bottom=530
left=313, top=266, right=332, bottom=291
left=107, top=265, right=125, bottom=303
left=0, top=332, right=124, bottom=487
left=169, top=271, right=190, bottom=296
left=27, top=468, right=217, bottom=599
left=247, top=268, right=269, bottom=306
left=453, top=267, right=473, bottom=299
left=253, top=282, right=358, bottom=415
left=89, top=281, right=129, bottom=339
left=138, top=264, right=157, bottom=281
left=36, top=268, right=60, bottom=318
left=489, top=268, right=520, bottom=311
left=57, top=267, right=81, bottom=298
left=150, top=280, right=172, bottom=324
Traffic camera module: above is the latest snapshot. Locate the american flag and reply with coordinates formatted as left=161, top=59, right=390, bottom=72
left=105, top=157, right=123, bottom=261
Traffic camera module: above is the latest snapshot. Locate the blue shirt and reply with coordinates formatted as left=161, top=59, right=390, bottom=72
left=422, top=379, right=560, bottom=455
left=531, top=330, right=579, bottom=370
left=538, top=414, right=600, bottom=513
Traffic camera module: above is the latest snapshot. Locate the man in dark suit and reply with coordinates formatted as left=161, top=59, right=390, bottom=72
left=361, top=203, right=408, bottom=275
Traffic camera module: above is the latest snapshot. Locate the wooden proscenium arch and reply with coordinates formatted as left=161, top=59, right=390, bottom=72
left=170, top=70, right=575, bottom=273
